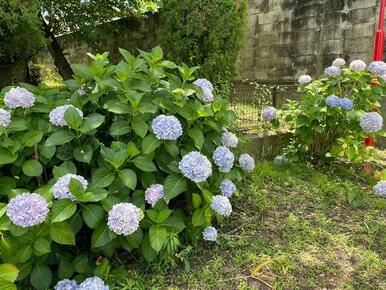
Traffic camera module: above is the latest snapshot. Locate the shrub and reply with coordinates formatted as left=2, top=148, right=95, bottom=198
left=268, top=59, right=386, bottom=164
left=160, top=0, right=247, bottom=97
left=0, top=47, right=253, bottom=289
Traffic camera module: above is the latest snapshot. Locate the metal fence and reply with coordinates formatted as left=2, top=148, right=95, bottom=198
left=229, top=81, right=299, bottom=132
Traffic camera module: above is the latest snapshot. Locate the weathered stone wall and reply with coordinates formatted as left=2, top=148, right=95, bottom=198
left=237, top=0, right=381, bottom=81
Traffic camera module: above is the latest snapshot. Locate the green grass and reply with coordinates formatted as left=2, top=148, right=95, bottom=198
left=110, top=161, right=386, bottom=289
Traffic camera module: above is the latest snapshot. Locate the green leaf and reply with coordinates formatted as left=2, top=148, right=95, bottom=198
left=33, top=238, right=51, bottom=255
left=109, top=120, right=131, bottom=136
left=64, top=106, right=83, bottom=129
left=69, top=178, right=86, bottom=198
left=147, top=208, right=172, bottom=224
left=91, top=224, right=114, bottom=248
left=118, top=169, right=137, bottom=190
left=192, top=193, right=202, bottom=209
left=50, top=222, right=75, bottom=245
left=149, top=225, right=168, bottom=253
left=0, top=149, right=17, bottom=165
left=39, top=144, right=56, bottom=159
left=140, top=233, right=157, bottom=262
left=46, top=130, right=75, bottom=146
left=21, top=131, right=43, bottom=147
left=14, top=244, right=32, bottom=263
left=22, top=160, right=43, bottom=177
left=121, top=229, right=143, bottom=251
left=188, top=127, right=204, bottom=149
left=103, top=100, right=132, bottom=114
left=0, top=204, right=7, bottom=218
left=132, top=119, right=148, bottom=138
left=162, top=215, right=186, bottom=233
left=52, top=161, right=76, bottom=178
left=132, top=156, right=157, bottom=172
left=77, top=189, right=108, bottom=203
left=164, top=142, right=179, bottom=157
left=0, top=264, right=19, bottom=282
left=192, top=208, right=205, bottom=226
left=164, top=174, right=187, bottom=202
left=7, top=119, right=28, bottom=132
left=127, top=142, right=140, bottom=157
left=91, top=168, right=116, bottom=188
left=0, top=281, right=16, bottom=290
left=79, top=113, right=105, bottom=133
left=74, top=145, right=93, bottom=163
left=82, top=204, right=105, bottom=229
left=30, top=264, right=52, bottom=290
left=142, top=134, right=161, bottom=155
left=50, top=199, right=77, bottom=223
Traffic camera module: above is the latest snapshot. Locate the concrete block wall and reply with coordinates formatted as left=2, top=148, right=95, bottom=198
left=237, top=0, right=380, bottom=82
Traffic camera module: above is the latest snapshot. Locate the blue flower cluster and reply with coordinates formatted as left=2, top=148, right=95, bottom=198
left=359, top=112, right=383, bottom=133
left=324, top=66, right=341, bottom=77
left=332, top=58, right=346, bottom=67
left=79, top=276, right=109, bottom=290
left=350, top=60, right=366, bottom=72
left=211, top=195, right=232, bottom=217
left=49, top=105, right=84, bottom=127
left=107, top=203, right=143, bottom=236
left=4, top=87, right=35, bottom=109
left=0, top=109, right=11, bottom=127
left=53, top=174, right=88, bottom=201
left=220, top=179, right=237, bottom=198
left=239, top=153, right=255, bottom=173
left=213, top=146, right=234, bottom=173
left=203, top=226, right=218, bottom=241
left=54, top=279, right=78, bottom=290
left=326, top=95, right=353, bottom=110
left=221, top=128, right=238, bottom=148
left=193, top=78, right=214, bottom=102
left=151, top=115, right=183, bottom=140
left=262, top=106, right=277, bottom=121
left=374, top=181, right=386, bottom=197
left=298, top=75, right=312, bottom=85
left=367, top=61, right=386, bottom=76
left=178, top=151, right=212, bottom=182
left=145, top=184, right=164, bottom=207
left=6, top=193, right=49, bottom=228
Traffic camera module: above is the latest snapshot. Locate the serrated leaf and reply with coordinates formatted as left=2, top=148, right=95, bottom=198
left=50, top=222, right=75, bottom=245
left=0, top=263, right=19, bottom=282
left=142, top=134, right=161, bottom=154
left=91, top=168, right=116, bottom=188
left=82, top=204, right=105, bottom=229
left=118, top=169, right=137, bottom=190
left=46, top=131, right=75, bottom=146
left=132, top=156, right=157, bottom=172
left=132, top=119, right=148, bottom=137
left=164, top=174, right=187, bottom=202
left=149, top=225, right=168, bottom=253
left=22, top=160, right=43, bottom=177
left=50, top=199, right=77, bottom=223
left=79, top=113, right=105, bottom=133
left=73, top=145, right=93, bottom=163
left=64, top=106, right=82, bottom=129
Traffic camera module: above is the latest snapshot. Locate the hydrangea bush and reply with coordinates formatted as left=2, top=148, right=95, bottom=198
left=0, top=47, right=253, bottom=289
left=266, top=59, right=386, bottom=164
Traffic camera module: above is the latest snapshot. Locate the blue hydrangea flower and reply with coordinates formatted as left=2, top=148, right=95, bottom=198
left=211, top=195, right=232, bottom=217
left=4, top=87, right=35, bottom=109
left=54, top=279, right=78, bottom=290
left=339, top=98, right=353, bottom=110
left=221, top=128, right=238, bottom=148
left=49, top=105, right=84, bottom=127
left=0, top=109, right=11, bottom=127
left=274, top=155, right=288, bottom=165
left=324, top=66, right=341, bottom=77
left=107, top=203, right=143, bottom=236
left=326, top=95, right=340, bottom=107
left=220, top=179, right=237, bottom=198
left=193, top=78, right=214, bottom=102
left=178, top=151, right=212, bottom=182
left=145, top=184, right=164, bottom=207
left=239, top=153, right=255, bottom=173
left=374, top=181, right=386, bottom=197
left=298, top=75, right=312, bottom=85
left=367, top=61, right=386, bottom=75
left=350, top=60, right=366, bottom=72
left=53, top=174, right=88, bottom=201
left=332, top=58, right=346, bottom=67
left=6, top=193, right=49, bottom=228
left=262, top=106, right=277, bottom=121
left=359, top=112, right=383, bottom=133
left=213, top=146, right=234, bottom=173
left=79, top=276, right=109, bottom=290
left=151, top=115, right=183, bottom=140
left=203, top=226, right=217, bottom=241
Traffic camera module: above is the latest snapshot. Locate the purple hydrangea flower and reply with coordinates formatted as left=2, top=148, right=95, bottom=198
left=193, top=78, right=214, bottom=102
left=359, top=112, right=383, bottom=133
left=324, top=66, right=341, bottom=77
left=6, top=193, right=49, bottom=228
left=339, top=98, right=353, bottom=110
left=350, top=60, right=366, bottom=72
left=49, top=105, right=84, bottom=127
left=374, top=181, right=386, bottom=197
left=332, top=58, right=346, bottom=67
left=107, top=203, right=142, bottom=236
left=53, top=174, right=88, bottom=201
left=239, top=153, right=255, bottom=173
left=262, top=106, right=277, bottom=121
left=298, top=75, right=312, bottom=85
left=368, top=61, right=386, bottom=75
left=203, top=226, right=217, bottom=241
left=221, top=128, right=238, bottom=148
left=178, top=151, right=212, bottom=182
left=54, top=279, right=78, bottom=290
left=0, top=109, right=11, bottom=127
left=151, top=115, right=183, bottom=140
left=326, top=95, right=340, bottom=107
left=274, top=155, right=288, bottom=165
left=213, top=146, right=234, bottom=173
left=211, top=195, right=232, bottom=217
left=79, top=276, right=109, bottom=290
left=220, top=179, right=237, bottom=198
left=4, top=87, right=35, bottom=109
left=145, top=184, right=164, bottom=207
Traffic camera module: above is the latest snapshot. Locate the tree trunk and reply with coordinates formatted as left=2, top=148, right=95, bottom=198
left=41, top=17, right=74, bottom=80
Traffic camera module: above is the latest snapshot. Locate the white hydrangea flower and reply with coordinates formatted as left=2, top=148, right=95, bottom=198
left=0, top=109, right=11, bottom=127
left=298, top=75, right=312, bottom=85
left=49, top=105, right=84, bottom=127
left=239, top=153, right=255, bottom=173
left=53, top=174, right=88, bottom=201
left=359, top=112, right=383, bottom=133
left=221, top=128, right=238, bottom=148
left=107, top=203, right=143, bottom=236
left=350, top=60, right=366, bottom=72
left=332, top=58, right=346, bottom=67
left=203, top=226, right=217, bottom=241
left=4, top=87, right=35, bottom=109
left=211, top=195, right=232, bottom=217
